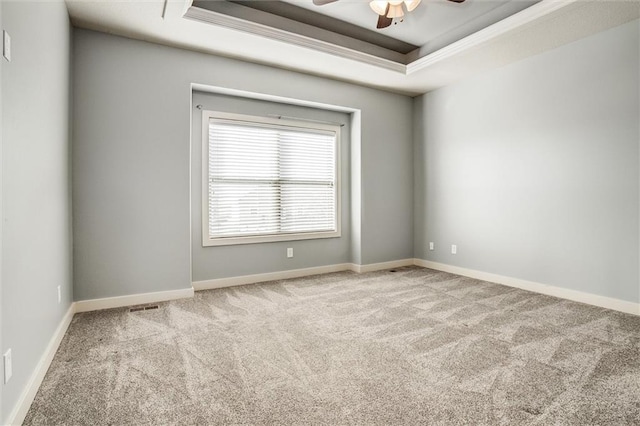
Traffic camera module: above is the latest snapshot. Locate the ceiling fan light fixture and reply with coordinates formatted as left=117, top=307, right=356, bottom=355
left=386, top=3, right=404, bottom=18
left=325, top=0, right=463, bottom=31
left=369, top=1, right=388, bottom=15
left=404, top=0, right=421, bottom=12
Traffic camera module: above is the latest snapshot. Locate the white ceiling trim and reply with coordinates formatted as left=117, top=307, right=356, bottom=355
left=66, top=0, right=640, bottom=95
left=184, top=0, right=639, bottom=79
left=406, top=0, right=568, bottom=74
left=184, top=6, right=406, bottom=72
left=184, top=0, right=566, bottom=76
left=191, top=83, right=361, bottom=113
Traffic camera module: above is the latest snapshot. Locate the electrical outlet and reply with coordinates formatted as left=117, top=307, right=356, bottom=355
left=4, top=349, right=12, bottom=384
left=429, top=242, right=434, bottom=251
left=451, top=244, right=457, bottom=255
left=57, top=285, right=61, bottom=303
left=3, top=30, right=11, bottom=62
left=287, top=247, right=293, bottom=258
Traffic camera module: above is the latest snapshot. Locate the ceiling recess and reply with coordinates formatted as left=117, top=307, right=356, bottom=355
left=67, top=0, right=640, bottom=95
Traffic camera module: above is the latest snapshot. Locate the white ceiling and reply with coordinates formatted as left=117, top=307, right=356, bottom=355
left=66, top=0, right=640, bottom=96
left=281, top=0, right=536, bottom=48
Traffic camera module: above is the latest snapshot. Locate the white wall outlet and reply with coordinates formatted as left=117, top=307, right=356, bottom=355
left=3, top=30, right=11, bottom=62
left=3, top=349, right=12, bottom=384
left=429, top=242, right=434, bottom=251
left=57, top=285, right=61, bottom=303
left=451, top=244, right=457, bottom=255
left=287, top=247, right=293, bottom=258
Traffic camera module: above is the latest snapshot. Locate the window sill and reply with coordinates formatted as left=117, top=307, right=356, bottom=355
left=202, top=230, right=341, bottom=247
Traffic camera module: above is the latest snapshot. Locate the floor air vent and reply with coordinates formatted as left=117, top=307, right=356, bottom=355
left=129, top=305, right=159, bottom=312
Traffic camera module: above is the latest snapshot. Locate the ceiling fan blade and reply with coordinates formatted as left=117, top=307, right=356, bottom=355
left=446, top=0, right=466, bottom=3
left=376, top=4, right=392, bottom=29
left=313, top=0, right=338, bottom=5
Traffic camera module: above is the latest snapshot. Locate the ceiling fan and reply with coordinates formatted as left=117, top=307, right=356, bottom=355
left=312, top=0, right=466, bottom=29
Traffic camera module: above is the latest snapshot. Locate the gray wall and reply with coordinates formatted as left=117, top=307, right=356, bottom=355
left=73, top=29, right=413, bottom=299
left=192, top=92, right=352, bottom=281
left=414, top=20, right=640, bottom=303
left=1, top=1, right=73, bottom=423
left=0, top=1, right=3, bottom=421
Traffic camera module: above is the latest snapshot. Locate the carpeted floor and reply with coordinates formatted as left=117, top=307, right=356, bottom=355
left=24, top=266, right=640, bottom=425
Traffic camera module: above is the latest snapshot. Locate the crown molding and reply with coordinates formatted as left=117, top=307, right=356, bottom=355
left=183, top=6, right=407, bottom=73
left=184, top=0, right=578, bottom=76
left=67, top=0, right=640, bottom=95
left=406, top=0, right=573, bottom=74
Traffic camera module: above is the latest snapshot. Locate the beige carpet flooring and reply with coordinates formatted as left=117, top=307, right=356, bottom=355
left=24, top=266, right=640, bottom=425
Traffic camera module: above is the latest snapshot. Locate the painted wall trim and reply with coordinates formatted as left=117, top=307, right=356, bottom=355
left=192, top=259, right=417, bottom=290
left=352, top=258, right=415, bottom=273
left=7, top=287, right=192, bottom=423
left=5, top=305, right=75, bottom=426
left=415, top=259, right=640, bottom=316
left=74, top=287, right=195, bottom=313
left=193, top=263, right=353, bottom=291
left=7, top=258, right=639, bottom=423
left=183, top=6, right=406, bottom=72
left=184, top=0, right=585, bottom=77
left=191, top=84, right=361, bottom=114
left=406, top=0, right=570, bottom=74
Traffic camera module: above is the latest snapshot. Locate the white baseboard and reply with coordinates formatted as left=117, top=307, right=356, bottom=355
left=351, top=258, right=415, bottom=273
left=193, top=263, right=353, bottom=290
left=5, top=304, right=75, bottom=426
left=415, top=259, right=640, bottom=316
left=74, top=287, right=194, bottom=313
left=192, top=259, right=419, bottom=290
left=7, top=261, right=413, bottom=423
left=8, top=259, right=422, bottom=424
left=5, top=287, right=194, bottom=424
left=6, top=259, right=638, bottom=425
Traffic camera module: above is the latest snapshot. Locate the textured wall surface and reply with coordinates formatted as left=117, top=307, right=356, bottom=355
left=414, top=20, right=640, bottom=303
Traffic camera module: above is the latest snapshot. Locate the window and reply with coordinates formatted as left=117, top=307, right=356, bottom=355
left=202, top=111, right=341, bottom=246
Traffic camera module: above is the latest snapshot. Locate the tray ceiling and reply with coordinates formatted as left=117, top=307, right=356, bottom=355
left=66, top=0, right=640, bottom=95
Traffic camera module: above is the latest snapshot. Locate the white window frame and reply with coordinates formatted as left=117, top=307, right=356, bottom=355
left=202, top=110, right=341, bottom=247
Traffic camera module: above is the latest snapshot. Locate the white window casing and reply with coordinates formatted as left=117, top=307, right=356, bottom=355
left=202, top=110, right=341, bottom=246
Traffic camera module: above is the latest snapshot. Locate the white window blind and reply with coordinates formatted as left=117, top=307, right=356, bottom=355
left=203, top=112, right=340, bottom=246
